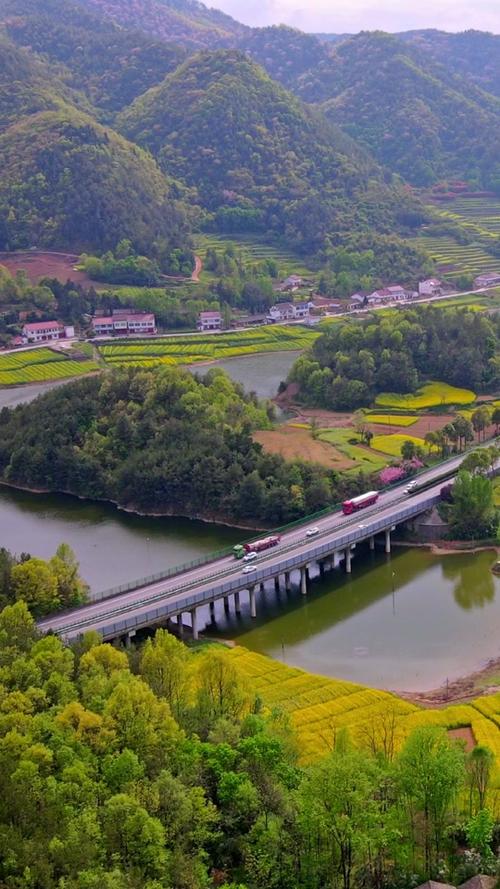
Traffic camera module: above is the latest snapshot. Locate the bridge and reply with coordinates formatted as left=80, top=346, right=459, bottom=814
left=37, top=453, right=469, bottom=643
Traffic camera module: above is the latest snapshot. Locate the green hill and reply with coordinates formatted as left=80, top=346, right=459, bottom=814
left=0, top=105, right=191, bottom=252
left=72, top=0, right=246, bottom=48
left=318, top=32, right=500, bottom=187
left=117, top=49, right=424, bottom=255
left=398, top=29, right=500, bottom=99
left=0, top=0, right=188, bottom=111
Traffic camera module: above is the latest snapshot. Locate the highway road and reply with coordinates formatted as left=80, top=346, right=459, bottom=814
left=37, top=451, right=468, bottom=639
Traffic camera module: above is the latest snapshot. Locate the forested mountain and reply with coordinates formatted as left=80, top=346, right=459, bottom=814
left=399, top=29, right=500, bottom=98
left=0, top=30, right=194, bottom=252
left=236, top=25, right=336, bottom=92
left=72, top=0, right=246, bottom=47
left=318, top=32, right=500, bottom=187
left=118, top=49, right=424, bottom=254
left=1, top=0, right=187, bottom=111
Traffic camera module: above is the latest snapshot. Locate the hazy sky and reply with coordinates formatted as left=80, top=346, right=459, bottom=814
left=214, top=0, right=500, bottom=33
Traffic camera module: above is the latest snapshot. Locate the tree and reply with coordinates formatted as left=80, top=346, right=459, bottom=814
left=467, top=746, right=494, bottom=813
left=491, top=406, right=500, bottom=435
left=401, top=440, right=417, bottom=460
left=195, top=650, right=249, bottom=736
left=49, top=543, right=89, bottom=608
left=446, top=470, right=496, bottom=540
left=11, top=558, right=60, bottom=616
left=461, top=449, right=491, bottom=476
left=471, top=406, right=491, bottom=442
left=298, top=746, right=384, bottom=889
left=140, top=629, right=191, bottom=722
left=397, top=726, right=465, bottom=873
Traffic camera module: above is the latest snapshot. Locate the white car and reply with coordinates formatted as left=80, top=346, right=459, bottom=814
left=306, top=526, right=319, bottom=537
left=243, top=551, right=257, bottom=562
left=404, top=480, right=418, bottom=494
left=242, top=565, right=257, bottom=575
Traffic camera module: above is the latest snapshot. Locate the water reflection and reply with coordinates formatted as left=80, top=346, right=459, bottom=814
left=441, top=555, right=495, bottom=610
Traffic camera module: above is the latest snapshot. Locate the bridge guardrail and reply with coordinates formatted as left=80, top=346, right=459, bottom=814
left=55, top=492, right=441, bottom=640
left=87, top=446, right=472, bottom=604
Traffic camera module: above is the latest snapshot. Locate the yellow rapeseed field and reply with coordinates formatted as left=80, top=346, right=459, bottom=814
left=376, top=381, right=476, bottom=410
left=228, top=647, right=500, bottom=795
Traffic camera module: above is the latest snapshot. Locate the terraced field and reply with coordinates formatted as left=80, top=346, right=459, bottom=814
left=197, top=233, right=318, bottom=280
left=412, top=234, right=498, bottom=281
left=229, top=647, right=500, bottom=790
left=445, top=196, right=500, bottom=236
left=0, top=347, right=99, bottom=386
left=98, top=326, right=320, bottom=367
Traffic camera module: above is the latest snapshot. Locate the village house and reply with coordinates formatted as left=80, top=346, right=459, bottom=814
left=294, top=301, right=310, bottom=318
left=414, top=877, right=496, bottom=889
left=309, top=295, right=343, bottom=314
left=21, top=321, right=66, bottom=343
left=92, top=311, right=156, bottom=336
left=197, top=310, right=222, bottom=331
left=348, top=293, right=366, bottom=311
left=419, top=277, right=443, bottom=296
left=474, top=272, right=500, bottom=288
left=268, top=302, right=297, bottom=322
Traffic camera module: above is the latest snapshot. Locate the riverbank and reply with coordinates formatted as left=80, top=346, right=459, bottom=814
left=400, top=655, right=500, bottom=707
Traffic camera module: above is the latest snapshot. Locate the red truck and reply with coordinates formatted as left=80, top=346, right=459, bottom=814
left=233, top=535, right=281, bottom=559
left=342, top=491, right=379, bottom=515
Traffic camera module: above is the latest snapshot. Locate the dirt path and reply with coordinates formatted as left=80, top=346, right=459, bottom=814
left=191, top=254, right=202, bottom=282
left=398, top=655, right=500, bottom=707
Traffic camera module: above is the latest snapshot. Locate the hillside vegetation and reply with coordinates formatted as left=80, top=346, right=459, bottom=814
left=118, top=49, right=424, bottom=254
left=0, top=602, right=497, bottom=889
left=319, top=32, right=500, bottom=187
left=0, top=99, right=192, bottom=251
left=0, top=367, right=352, bottom=524
left=0, top=0, right=188, bottom=111
left=289, top=305, right=500, bottom=410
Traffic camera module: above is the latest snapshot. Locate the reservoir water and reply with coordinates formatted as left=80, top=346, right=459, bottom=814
left=2, top=352, right=500, bottom=692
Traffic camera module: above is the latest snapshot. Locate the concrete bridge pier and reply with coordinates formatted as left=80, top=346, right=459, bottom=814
left=274, top=575, right=280, bottom=593
left=209, top=601, right=215, bottom=622
left=369, top=536, right=375, bottom=551
left=300, top=566, right=308, bottom=596
left=249, top=585, right=257, bottom=618
left=191, top=608, right=198, bottom=641
left=385, top=529, right=391, bottom=554
left=125, top=629, right=136, bottom=648
left=177, top=614, right=184, bottom=638
left=345, top=547, right=352, bottom=574
left=319, top=560, right=325, bottom=578
left=305, top=565, right=311, bottom=583
left=284, top=571, right=291, bottom=592
left=223, top=595, right=230, bottom=616
left=234, top=591, right=241, bottom=615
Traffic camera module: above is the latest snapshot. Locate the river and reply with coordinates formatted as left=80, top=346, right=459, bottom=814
left=2, top=352, right=500, bottom=692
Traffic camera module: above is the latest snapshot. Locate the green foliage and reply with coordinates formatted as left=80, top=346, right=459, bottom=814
left=117, top=50, right=424, bottom=256
left=445, top=470, right=498, bottom=540
left=5, top=543, right=88, bottom=617
left=3, top=0, right=188, bottom=111
left=0, top=366, right=344, bottom=524
left=318, top=32, right=500, bottom=188
left=290, top=304, right=499, bottom=410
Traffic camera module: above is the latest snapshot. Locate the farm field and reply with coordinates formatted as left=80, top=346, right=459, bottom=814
left=253, top=426, right=354, bottom=469
left=196, top=233, right=318, bottom=282
left=412, top=234, right=498, bottom=281
left=376, top=381, right=476, bottom=410
left=0, top=347, right=99, bottom=386
left=366, top=413, right=418, bottom=427
left=228, top=647, right=500, bottom=785
left=98, top=325, right=320, bottom=367
left=371, top=433, right=426, bottom=456
left=0, top=250, right=95, bottom=286
left=317, top=427, right=388, bottom=472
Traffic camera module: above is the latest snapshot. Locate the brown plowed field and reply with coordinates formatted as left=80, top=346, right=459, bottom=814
left=0, top=251, right=94, bottom=286
left=253, top=426, right=354, bottom=469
